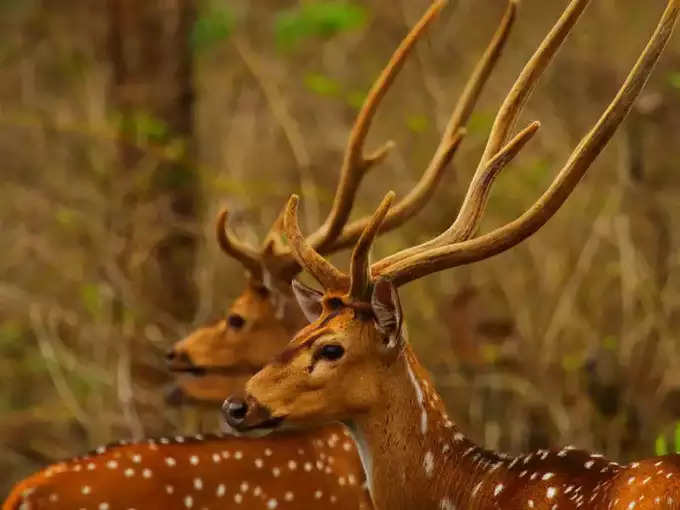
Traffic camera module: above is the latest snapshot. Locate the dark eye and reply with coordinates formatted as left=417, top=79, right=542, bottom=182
left=317, top=344, right=345, bottom=361
left=227, top=314, right=245, bottom=330
left=326, top=297, right=344, bottom=310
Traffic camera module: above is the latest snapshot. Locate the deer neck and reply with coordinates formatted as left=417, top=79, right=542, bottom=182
left=345, top=343, right=509, bottom=510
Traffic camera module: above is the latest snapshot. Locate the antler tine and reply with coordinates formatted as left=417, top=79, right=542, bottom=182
left=283, top=195, right=350, bottom=291
left=348, top=191, right=395, bottom=300
left=216, top=208, right=263, bottom=279
left=305, top=0, right=447, bottom=254
left=326, top=0, right=519, bottom=253
left=370, top=0, right=589, bottom=273
left=377, top=0, right=679, bottom=288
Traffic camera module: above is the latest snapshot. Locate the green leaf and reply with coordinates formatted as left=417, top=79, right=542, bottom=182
left=602, top=336, right=617, bottom=351
left=561, top=353, right=584, bottom=372
left=0, top=320, right=22, bottom=349
left=406, top=114, right=429, bottom=134
left=80, top=283, right=103, bottom=318
left=345, top=89, right=366, bottom=110
left=668, top=71, right=680, bottom=90
left=655, top=434, right=668, bottom=456
left=192, top=7, right=234, bottom=52
left=275, top=2, right=368, bottom=50
left=466, top=111, right=495, bottom=137
left=675, top=422, right=680, bottom=453
left=119, top=111, right=169, bottom=143
left=304, top=73, right=341, bottom=97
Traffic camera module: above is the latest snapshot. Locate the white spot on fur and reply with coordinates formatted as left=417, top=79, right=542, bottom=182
left=406, top=359, right=428, bottom=435
left=423, top=451, right=435, bottom=478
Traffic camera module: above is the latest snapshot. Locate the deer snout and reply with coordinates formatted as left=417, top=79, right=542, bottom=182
left=165, top=348, right=194, bottom=370
left=223, top=396, right=249, bottom=425
left=222, top=395, right=284, bottom=432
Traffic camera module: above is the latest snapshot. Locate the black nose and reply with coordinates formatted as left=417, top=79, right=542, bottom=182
left=165, top=350, right=192, bottom=366
left=223, top=397, right=249, bottom=425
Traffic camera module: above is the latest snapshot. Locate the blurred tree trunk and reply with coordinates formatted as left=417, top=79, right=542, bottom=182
left=107, top=0, right=198, bottom=321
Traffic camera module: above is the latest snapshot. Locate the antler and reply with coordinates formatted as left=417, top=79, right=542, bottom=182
left=219, top=0, right=518, bottom=282
left=368, top=0, right=678, bottom=287
left=348, top=192, right=394, bottom=299
left=283, top=195, right=350, bottom=292
left=216, top=209, right=263, bottom=279
left=303, top=0, right=445, bottom=253
left=323, top=0, right=519, bottom=252
left=216, top=0, right=448, bottom=279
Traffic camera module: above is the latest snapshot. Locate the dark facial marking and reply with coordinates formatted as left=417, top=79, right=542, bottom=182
left=325, top=297, right=344, bottom=310
left=227, top=313, right=246, bottom=330
left=274, top=328, right=332, bottom=365
left=254, top=285, right=270, bottom=299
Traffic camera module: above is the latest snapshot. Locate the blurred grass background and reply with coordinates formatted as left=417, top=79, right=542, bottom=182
left=2, top=0, right=680, bottom=496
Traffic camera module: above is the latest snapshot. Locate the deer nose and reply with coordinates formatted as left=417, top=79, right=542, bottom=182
left=165, top=349, right=192, bottom=366
left=223, top=397, right=249, bottom=426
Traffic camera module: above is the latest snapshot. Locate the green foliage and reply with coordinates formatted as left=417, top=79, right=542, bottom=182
left=191, top=6, right=234, bottom=52
left=466, top=111, right=495, bottom=138
left=0, top=319, right=22, bottom=351
left=561, top=352, right=585, bottom=372
left=668, top=71, right=680, bottom=90
left=275, top=2, right=367, bottom=50
left=406, top=114, right=429, bottom=134
left=675, top=423, right=680, bottom=453
left=304, top=73, right=342, bottom=97
left=345, top=89, right=366, bottom=110
left=79, top=283, right=103, bottom=319
left=55, top=206, right=80, bottom=231
left=602, top=336, right=617, bottom=351
left=118, top=110, right=169, bottom=143
left=656, top=434, right=669, bottom=456
left=0, top=0, right=37, bottom=12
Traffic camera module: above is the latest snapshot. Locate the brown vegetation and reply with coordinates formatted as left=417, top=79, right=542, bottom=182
left=1, top=0, right=679, bottom=497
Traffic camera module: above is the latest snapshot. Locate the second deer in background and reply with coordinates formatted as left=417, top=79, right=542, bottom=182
left=3, top=1, right=518, bottom=509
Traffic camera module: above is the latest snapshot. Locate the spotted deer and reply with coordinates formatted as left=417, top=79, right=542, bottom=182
left=3, top=1, right=520, bottom=509
left=223, top=1, right=680, bottom=509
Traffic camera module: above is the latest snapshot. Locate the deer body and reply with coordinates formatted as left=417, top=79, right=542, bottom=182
left=348, top=344, right=680, bottom=510
left=3, top=427, right=371, bottom=510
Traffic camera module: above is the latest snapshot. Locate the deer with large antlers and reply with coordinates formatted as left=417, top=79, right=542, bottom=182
left=4, top=1, right=519, bottom=509
left=224, top=1, right=680, bottom=509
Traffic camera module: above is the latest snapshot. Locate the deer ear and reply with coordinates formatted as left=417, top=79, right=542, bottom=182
left=292, top=279, right=323, bottom=323
left=371, top=278, right=403, bottom=349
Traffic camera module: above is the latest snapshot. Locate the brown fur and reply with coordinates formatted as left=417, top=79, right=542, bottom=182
left=242, top=298, right=680, bottom=510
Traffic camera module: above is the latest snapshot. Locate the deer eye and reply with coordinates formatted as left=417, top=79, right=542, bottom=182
left=227, top=314, right=246, bottom=330
left=316, top=344, right=345, bottom=362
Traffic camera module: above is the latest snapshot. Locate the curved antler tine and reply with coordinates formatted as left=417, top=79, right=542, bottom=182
left=283, top=195, right=350, bottom=291
left=306, top=0, right=447, bottom=254
left=325, top=0, right=518, bottom=253
left=261, top=202, right=289, bottom=257
left=348, top=191, right=395, bottom=300
left=216, top=208, right=263, bottom=279
left=480, top=0, right=589, bottom=165
left=377, top=0, right=679, bottom=288
left=435, top=120, right=542, bottom=243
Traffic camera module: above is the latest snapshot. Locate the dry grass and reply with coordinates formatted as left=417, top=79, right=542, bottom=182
left=1, top=0, right=680, bottom=496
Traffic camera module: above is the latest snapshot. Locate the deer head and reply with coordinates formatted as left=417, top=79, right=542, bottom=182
left=166, top=0, right=518, bottom=404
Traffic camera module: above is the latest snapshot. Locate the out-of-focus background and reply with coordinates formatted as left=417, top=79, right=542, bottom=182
left=1, top=0, right=680, bottom=495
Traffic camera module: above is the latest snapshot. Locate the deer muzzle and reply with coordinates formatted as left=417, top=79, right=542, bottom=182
left=222, top=395, right=285, bottom=432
